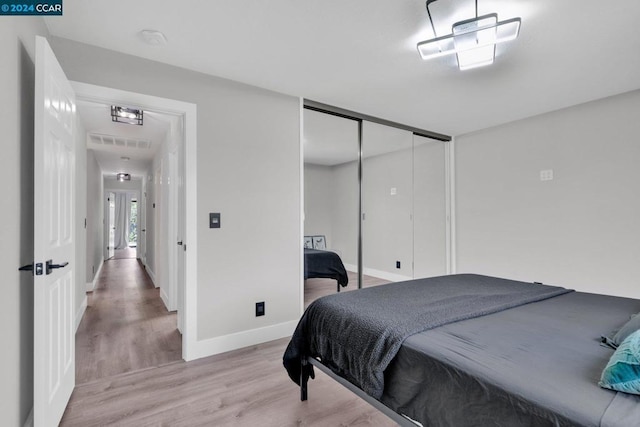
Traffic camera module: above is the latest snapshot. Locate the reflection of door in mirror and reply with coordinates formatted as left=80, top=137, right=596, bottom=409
left=361, top=122, right=448, bottom=283
left=303, top=109, right=359, bottom=301
left=362, top=121, right=414, bottom=282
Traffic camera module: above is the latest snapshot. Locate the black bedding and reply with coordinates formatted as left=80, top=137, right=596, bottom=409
left=283, top=274, right=640, bottom=426
left=303, top=248, right=348, bottom=288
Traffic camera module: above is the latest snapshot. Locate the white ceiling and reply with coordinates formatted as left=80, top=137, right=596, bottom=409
left=77, top=99, right=171, bottom=178
left=47, top=0, right=640, bottom=137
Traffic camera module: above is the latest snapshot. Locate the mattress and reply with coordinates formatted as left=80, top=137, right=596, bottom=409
left=381, top=291, right=640, bottom=426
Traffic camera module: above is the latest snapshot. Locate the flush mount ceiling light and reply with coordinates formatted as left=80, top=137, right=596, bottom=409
left=116, top=173, right=131, bottom=182
left=417, top=0, right=521, bottom=70
left=111, top=106, right=143, bottom=125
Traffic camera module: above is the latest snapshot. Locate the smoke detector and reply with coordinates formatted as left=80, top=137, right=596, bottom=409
left=140, top=30, right=168, bottom=46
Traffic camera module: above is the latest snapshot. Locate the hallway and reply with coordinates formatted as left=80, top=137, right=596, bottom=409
left=75, top=256, right=182, bottom=384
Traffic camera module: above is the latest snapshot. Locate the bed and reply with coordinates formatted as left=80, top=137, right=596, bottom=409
left=304, top=248, right=349, bottom=292
left=283, top=274, right=640, bottom=426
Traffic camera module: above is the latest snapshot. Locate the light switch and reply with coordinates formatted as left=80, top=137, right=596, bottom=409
left=540, top=170, right=554, bottom=181
left=390, top=187, right=397, bottom=196
left=209, top=212, right=221, bottom=228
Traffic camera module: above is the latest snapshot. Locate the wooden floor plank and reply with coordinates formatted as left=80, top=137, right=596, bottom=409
left=62, top=338, right=396, bottom=426
left=75, top=257, right=182, bottom=384
left=65, top=262, right=397, bottom=425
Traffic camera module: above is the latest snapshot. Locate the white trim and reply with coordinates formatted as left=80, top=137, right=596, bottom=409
left=75, top=294, right=87, bottom=332
left=344, top=263, right=358, bottom=273
left=86, top=259, right=104, bottom=292
left=447, top=138, right=457, bottom=274
left=70, top=81, right=198, bottom=363
left=343, top=263, right=413, bottom=283
left=146, top=266, right=157, bottom=287
left=160, top=287, right=170, bottom=312
left=363, top=267, right=413, bottom=283
left=188, top=320, right=299, bottom=361
left=23, top=408, right=33, bottom=427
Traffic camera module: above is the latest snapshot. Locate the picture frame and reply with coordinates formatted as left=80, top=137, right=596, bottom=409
left=303, top=236, right=314, bottom=249
left=312, top=235, right=326, bottom=250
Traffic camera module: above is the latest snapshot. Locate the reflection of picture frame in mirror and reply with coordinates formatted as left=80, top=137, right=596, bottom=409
left=303, top=236, right=313, bottom=249
left=312, top=235, right=326, bottom=250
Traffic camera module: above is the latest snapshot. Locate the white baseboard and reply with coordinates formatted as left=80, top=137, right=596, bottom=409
left=344, top=263, right=358, bottom=273
left=186, top=319, right=299, bottom=362
left=159, top=287, right=170, bottom=311
left=86, top=259, right=104, bottom=292
left=146, top=266, right=157, bottom=287
left=75, top=294, right=88, bottom=332
left=343, top=263, right=413, bottom=283
left=364, top=267, right=413, bottom=283
left=23, top=407, right=33, bottom=427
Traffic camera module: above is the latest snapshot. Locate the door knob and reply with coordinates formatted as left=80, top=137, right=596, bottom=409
left=46, top=260, right=68, bottom=275
left=177, top=241, right=183, bottom=245
left=19, top=263, right=44, bottom=275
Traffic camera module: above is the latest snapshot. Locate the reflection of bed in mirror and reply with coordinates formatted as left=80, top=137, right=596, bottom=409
left=284, top=274, right=640, bottom=426
left=303, top=248, right=348, bottom=292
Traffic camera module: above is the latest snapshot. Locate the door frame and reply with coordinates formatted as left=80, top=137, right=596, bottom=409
left=72, top=81, right=198, bottom=360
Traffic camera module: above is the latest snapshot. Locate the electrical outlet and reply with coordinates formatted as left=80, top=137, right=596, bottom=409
left=256, top=301, right=265, bottom=317
left=396, top=261, right=401, bottom=269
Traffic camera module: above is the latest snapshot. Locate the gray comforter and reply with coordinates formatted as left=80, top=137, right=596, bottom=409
left=283, top=274, right=572, bottom=399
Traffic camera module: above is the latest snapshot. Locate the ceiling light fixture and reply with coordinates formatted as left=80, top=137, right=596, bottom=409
left=111, top=106, right=143, bottom=125
left=417, top=0, right=521, bottom=70
left=116, top=173, right=131, bottom=182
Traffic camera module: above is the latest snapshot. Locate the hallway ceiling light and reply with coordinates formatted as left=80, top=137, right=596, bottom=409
left=116, top=173, right=131, bottom=182
left=111, top=106, right=143, bottom=125
left=417, top=0, right=521, bottom=70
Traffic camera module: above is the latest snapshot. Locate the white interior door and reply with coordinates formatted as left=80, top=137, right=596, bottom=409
left=34, top=35, right=76, bottom=427
left=176, top=126, right=186, bottom=333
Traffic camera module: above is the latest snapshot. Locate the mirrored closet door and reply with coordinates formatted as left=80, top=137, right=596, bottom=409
left=303, top=103, right=450, bottom=298
left=303, top=108, right=360, bottom=298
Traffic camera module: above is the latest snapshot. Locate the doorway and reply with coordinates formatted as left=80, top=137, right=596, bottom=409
left=73, top=81, right=198, bottom=365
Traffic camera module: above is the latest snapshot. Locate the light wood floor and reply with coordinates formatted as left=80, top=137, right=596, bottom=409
left=304, top=271, right=390, bottom=308
left=63, top=267, right=395, bottom=425
left=75, top=257, right=182, bottom=384
left=113, top=247, right=137, bottom=259
left=61, top=337, right=396, bottom=426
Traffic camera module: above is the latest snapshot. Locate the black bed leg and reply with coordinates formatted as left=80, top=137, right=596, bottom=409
left=337, top=282, right=340, bottom=293
left=300, top=359, right=308, bottom=401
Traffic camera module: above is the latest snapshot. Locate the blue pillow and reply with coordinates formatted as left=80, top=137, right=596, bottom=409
left=601, top=312, right=640, bottom=349
left=599, top=329, right=640, bottom=395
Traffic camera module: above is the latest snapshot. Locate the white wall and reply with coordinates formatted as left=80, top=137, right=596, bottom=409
left=330, top=161, right=360, bottom=268
left=304, top=164, right=334, bottom=246
left=50, top=37, right=301, bottom=350
left=0, top=16, right=49, bottom=427
left=413, top=135, right=447, bottom=278
left=85, top=149, right=103, bottom=286
left=455, top=89, right=640, bottom=299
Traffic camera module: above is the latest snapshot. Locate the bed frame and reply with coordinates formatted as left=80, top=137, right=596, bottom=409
left=300, top=357, right=419, bottom=426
